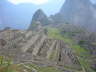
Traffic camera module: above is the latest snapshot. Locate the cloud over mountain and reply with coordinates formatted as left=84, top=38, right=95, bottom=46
left=8, top=0, right=49, bottom=5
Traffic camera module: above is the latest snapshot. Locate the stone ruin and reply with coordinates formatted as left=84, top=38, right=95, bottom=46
left=0, top=29, right=82, bottom=70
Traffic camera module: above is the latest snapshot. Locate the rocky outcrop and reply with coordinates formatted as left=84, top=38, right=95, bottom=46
left=28, top=9, right=50, bottom=30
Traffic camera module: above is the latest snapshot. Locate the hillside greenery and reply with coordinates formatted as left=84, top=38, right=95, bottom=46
left=47, top=27, right=95, bottom=72
left=0, top=56, right=63, bottom=72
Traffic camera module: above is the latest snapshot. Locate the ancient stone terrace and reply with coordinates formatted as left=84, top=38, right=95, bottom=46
left=0, top=29, right=81, bottom=70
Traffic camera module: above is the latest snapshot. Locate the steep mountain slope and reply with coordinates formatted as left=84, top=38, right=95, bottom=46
left=0, top=0, right=64, bottom=29
left=51, top=0, right=96, bottom=31
left=28, top=9, right=51, bottom=30
left=29, top=0, right=96, bottom=31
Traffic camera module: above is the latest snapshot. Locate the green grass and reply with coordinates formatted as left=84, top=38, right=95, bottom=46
left=27, top=64, right=63, bottom=72
left=47, top=27, right=87, bottom=55
left=71, top=45, right=90, bottom=57
left=39, top=67, right=62, bottom=72
left=0, top=56, right=16, bottom=72
left=49, top=50, right=58, bottom=60
left=47, top=27, right=94, bottom=72
left=47, top=28, right=73, bottom=44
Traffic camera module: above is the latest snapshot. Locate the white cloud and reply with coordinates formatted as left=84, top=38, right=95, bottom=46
left=8, top=0, right=49, bottom=5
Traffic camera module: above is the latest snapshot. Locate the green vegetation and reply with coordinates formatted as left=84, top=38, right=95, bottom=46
left=0, top=56, right=4, bottom=65
left=32, top=23, right=38, bottom=27
left=49, top=50, right=58, bottom=60
left=0, top=56, right=63, bottom=72
left=78, top=40, right=86, bottom=45
left=0, top=27, right=95, bottom=72
left=47, top=27, right=94, bottom=72
left=91, top=42, right=96, bottom=46
left=27, top=64, right=63, bottom=72
left=71, top=45, right=90, bottom=57
left=31, top=23, right=39, bottom=30
left=47, top=28, right=73, bottom=44
left=0, top=56, right=17, bottom=72
left=38, top=67, right=62, bottom=72
left=47, top=27, right=87, bottom=54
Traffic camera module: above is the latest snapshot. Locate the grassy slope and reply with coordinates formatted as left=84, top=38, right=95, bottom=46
left=47, top=27, right=95, bottom=72
left=0, top=56, right=63, bottom=72
left=47, top=28, right=87, bottom=56
left=27, top=64, right=63, bottom=72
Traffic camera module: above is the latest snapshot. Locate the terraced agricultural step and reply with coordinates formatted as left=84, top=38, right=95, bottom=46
left=37, top=39, right=53, bottom=57
left=25, top=31, right=33, bottom=40
left=32, top=35, right=47, bottom=56
left=0, top=30, right=83, bottom=72
left=21, top=35, right=40, bottom=52
left=18, top=63, right=37, bottom=72
left=57, top=41, right=81, bottom=70
left=46, top=40, right=57, bottom=59
left=51, top=40, right=61, bottom=61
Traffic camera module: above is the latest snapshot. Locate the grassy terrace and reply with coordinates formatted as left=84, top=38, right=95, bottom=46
left=26, top=64, right=63, bottom=72
left=47, top=27, right=95, bottom=72
left=47, top=28, right=88, bottom=56
left=0, top=57, right=63, bottom=72
left=0, top=28, right=95, bottom=72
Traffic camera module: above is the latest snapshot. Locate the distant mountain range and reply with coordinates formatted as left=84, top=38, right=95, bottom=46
left=0, top=0, right=38, bottom=29
left=29, top=9, right=51, bottom=30
left=57, top=0, right=96, bottom=31
left=30, top=0, right=96, bottom=32
left=1, top=0, right=96, bottom=31
left=0, top=0, right=63, bottom=29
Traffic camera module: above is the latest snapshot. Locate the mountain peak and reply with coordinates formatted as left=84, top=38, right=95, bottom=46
left=28, top=9, right=50, bottom=30
left=60, top=0, right=91, bottom=13
left=50, top=0, right=96, bottom=31
left=36, top=9, right=43, bottom=13
left=58, top=0, right=94, bottom=26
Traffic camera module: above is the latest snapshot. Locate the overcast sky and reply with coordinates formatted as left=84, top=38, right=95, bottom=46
left=8, top=0, right=64, bottom=5
left=7, top=0, right=96, bottom=5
